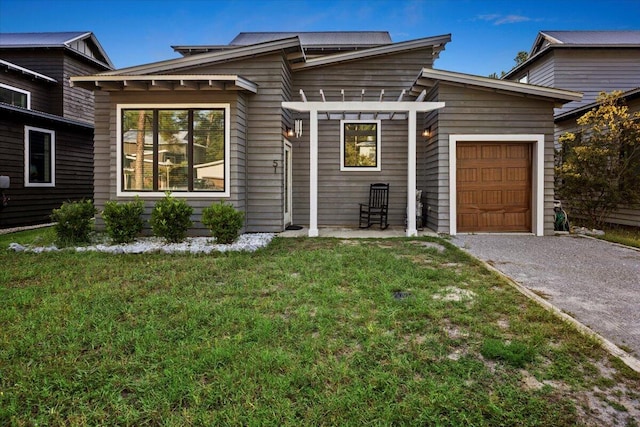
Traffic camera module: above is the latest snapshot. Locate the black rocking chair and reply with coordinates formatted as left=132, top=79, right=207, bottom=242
left=359, top=183, right=389, bottom=229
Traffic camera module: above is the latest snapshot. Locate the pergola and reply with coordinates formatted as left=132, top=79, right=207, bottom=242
left=283, top=89, right=445, bottom=237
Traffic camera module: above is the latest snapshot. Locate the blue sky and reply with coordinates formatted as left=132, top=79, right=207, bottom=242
left=1, top=0, right=639, bottom=76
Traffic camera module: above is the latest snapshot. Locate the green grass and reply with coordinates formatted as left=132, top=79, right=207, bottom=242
left=1, top=233, right=638, bottom=426
left=597, top=226, right=640, bottom=249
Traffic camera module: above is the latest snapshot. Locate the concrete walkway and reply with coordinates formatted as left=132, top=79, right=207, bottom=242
left=451, top=234, right=640, bottom=360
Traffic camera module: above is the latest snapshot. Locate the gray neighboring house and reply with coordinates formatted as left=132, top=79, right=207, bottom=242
left=71, top=31, right=581, bottom=237
left=0, top=32, right=114, bottom=227
left=503, top=30, right=640, bottom=227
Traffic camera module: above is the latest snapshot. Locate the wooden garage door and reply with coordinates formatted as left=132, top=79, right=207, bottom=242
left=457, top=142, right=532, bottom=232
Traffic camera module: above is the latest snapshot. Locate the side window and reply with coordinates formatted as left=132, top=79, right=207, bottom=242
left=0, top=83, right=30, bottom=109
left=24, top=126, right=55, bottom=187
left=340, top=120, right=381, bottom=171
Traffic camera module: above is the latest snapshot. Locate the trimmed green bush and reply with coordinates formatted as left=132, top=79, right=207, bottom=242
left=202, top=202, right=244, bottom=244
left=51, top=199, right=96, bottom=246
left=102, top=198, right=145, bottom=243
left=149, top=192, right=193, bottom=243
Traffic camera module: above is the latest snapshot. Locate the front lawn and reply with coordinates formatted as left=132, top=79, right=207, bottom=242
left=1, top=234, right=638, bottom=425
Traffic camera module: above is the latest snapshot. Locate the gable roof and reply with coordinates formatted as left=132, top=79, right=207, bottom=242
left=532, top=30, right=640, bottom=55
left=413, top=68, right=582, bottom=105
left=504, top=30, right=640, bottom=79
left=0, top=31, right=114, bottom=69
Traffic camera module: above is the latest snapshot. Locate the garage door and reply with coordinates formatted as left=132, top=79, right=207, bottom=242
left=456, top=142, right=531, bottom=232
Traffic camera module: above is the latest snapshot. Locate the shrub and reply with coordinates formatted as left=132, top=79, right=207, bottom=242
left=201, top=202, right=244, bottom=244
left=556, top=91, right=640, bottom=227
left=102, top=198, right=145, bottom=243
left=51, top=199, right=96, bottom=246
left=149, top=192, right=193, bottom=243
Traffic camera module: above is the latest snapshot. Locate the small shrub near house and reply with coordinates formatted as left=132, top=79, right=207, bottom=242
left=102, top=198, right=145, bottom=243
left=51, top=199, right=96, bottom=246
left=150, top=192, right=193, bottom=243
left=202, top=201, right=244, bottom=244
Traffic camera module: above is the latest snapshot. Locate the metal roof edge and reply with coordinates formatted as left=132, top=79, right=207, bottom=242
left=102, top=37, right=303, bottom=76
left=555, top=87, right=640, bottom=122
left=69, top=74, right=259, bottom=93
left=0, top=102, right=94, bottom=129
left=418, top=68, right=583, bottom=102
left=0, top=59, right=57, bottom=82
left=290, top=34, right=452, bottom=71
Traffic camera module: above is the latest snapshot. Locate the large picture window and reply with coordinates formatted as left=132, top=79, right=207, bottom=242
left=118, top=104, right=229, bottom=196
left=24, top=126, right=55, bottom=187
left=340, top=120, right=381, bottom=171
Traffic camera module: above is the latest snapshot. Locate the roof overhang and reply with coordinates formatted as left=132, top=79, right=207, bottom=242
left=1, top=102, right=93, bottom=129
left=0, top=59, right=57, bottom=83
left=291, top=34, right=451, bottom=71
left=70, top=74, right=258, bottom=93
left=100, top=37, right=303, bottom=76
left=555, top=87, right=640, bottom=122
left=413, top=68, right=582, bottom=106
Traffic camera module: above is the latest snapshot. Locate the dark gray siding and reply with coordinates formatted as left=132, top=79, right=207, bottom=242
left=421, top=86, right=442, bottom=231
left=553, top=49, right=640, bottom=115
left=0, top=49, right=106, bottom=123
left=520, top=48, right=640, bottom=116
left=0, top=111, right=93, bottom=228
left=0, top=71, right=53, bottom=112
left=525, top=53, right=555, bottom=88
left=429, top=84, right=556, bottom=235
left=62, top=55, right=100, bottom=124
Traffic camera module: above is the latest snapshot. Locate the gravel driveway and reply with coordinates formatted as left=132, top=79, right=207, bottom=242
left=451, top=234, right=640, bottom=358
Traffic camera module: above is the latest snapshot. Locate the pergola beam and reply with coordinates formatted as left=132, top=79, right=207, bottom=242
left=282, top=98, right=445, bottom=237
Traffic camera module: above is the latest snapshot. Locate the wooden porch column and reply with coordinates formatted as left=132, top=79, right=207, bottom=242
left=309, top=110, right=319, bottom=237
left=406, top=110, right=417, bottom=237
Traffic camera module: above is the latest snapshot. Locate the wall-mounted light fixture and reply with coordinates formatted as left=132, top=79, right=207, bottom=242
left=294, top=119, right=303, bottom=137
left=285, top=127, right=294, bottom=138
left=273, top=160, right=279, bottom=173
left=422, top=127, right=431, bottom=138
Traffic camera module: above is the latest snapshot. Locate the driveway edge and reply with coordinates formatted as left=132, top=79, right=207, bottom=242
left=471, top=253, right=640, bottom=373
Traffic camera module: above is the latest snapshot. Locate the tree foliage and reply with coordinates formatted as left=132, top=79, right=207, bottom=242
left=556, top=91, right=640, bottom=227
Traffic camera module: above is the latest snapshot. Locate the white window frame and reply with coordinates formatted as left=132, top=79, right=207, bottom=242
left=448, top=134, right=545, bottom=236
left=24, top=126, right=55, bottom=187
left=1, top=83, right=31, bottom=109
left=116, top=103, right=231, bottom=198
left=340, top=119, right=381, bottom=172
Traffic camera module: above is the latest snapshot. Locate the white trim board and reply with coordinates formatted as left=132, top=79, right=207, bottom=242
left=116, top=103, right=231, bottom=198
left=448, top=134, right=545, bottom=236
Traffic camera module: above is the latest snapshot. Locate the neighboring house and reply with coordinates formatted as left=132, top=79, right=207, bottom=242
left=0, top=31, right=114, bottom=227
left=503, top=30, right=640, bottom=227
left=71, top=31, right=580, bottom=237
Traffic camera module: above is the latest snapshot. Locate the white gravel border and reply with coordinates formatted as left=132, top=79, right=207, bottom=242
left=9, top=233, right=276, bottom=254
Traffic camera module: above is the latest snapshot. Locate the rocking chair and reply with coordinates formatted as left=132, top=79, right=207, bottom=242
left=359, top=183, right=389, bottom=229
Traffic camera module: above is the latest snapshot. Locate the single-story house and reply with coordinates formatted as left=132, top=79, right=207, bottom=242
left=71, top=31, right=581, bottom=237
